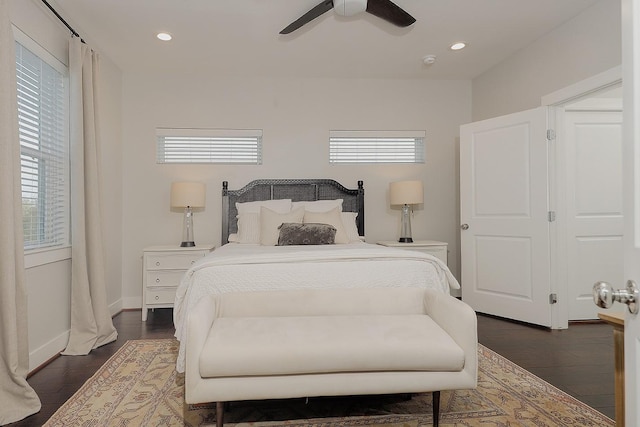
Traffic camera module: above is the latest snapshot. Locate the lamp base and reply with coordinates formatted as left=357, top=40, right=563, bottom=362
left=398, top=204, right=414, bottom=244
left=180, top=207, right=196, bottom=248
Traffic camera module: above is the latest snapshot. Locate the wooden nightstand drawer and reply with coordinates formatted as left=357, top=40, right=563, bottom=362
left=146, top=270, right=185, bottom=288
left=145, top=288, right=177, bottom=304
left=146, top=253, right=203, bottom=270
left=142, top=244, right=214, bottom=321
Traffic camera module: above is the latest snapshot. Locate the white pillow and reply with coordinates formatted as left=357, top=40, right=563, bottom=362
left=341, top=211, right=362, bottom=243
left=291, top=199, right=343, bottom=213
left=236, top=199, right=292, bottom=215
left=260, top=206, right=305, bottom=246
left=303, top=207, right=349, bottom=244
left=236, top=213, right=260, bottom=244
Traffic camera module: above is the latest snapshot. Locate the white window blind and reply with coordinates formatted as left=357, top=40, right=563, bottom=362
left=157, top=128, right=263, bottom=164
left=329, top=130, right=425, bottom=164
left=16, top=40, right=69, bottom=250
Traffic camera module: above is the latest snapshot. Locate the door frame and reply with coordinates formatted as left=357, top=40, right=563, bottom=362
left=541, top=66, right=623, bottom=329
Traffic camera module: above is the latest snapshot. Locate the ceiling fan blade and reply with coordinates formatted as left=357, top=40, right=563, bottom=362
left=365, top=0, right=416, bottom=27
left=280, top=0, right=334, bottom=34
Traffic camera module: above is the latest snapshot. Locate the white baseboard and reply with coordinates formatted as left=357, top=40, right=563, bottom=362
left=121, top=296, right=142, bottom=310
left=29, top=300, right=128, bottom=373
left=29, top=330, right=69, bottom=373
left=109, top=299, right=123, bottom=316
left=28, top=298, right=144, bottom=373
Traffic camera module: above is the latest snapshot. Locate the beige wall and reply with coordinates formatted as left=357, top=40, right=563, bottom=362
left=120, top=74, right=471, bottom=306
left=9, top=0, right=123, bottom=370
left=472, top=0, right=621, bottom=121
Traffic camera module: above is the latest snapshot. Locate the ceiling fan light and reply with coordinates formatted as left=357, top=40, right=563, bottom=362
left=450, top=42, right=466, bottom=51
left=157, top=32, right=172, bottom=41
left=334, top=0, right=368, bottom=16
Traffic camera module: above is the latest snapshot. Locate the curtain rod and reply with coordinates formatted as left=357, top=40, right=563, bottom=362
left=41, top=0, right=85, bottom=43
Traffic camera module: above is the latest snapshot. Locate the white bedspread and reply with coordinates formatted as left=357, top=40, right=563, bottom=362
left=173, top=242, right=460, bottom=372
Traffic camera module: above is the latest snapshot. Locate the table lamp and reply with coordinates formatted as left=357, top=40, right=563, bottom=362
left=389, top=180, right=423, bottom=243
left=170, top=182, right=205, bottom=247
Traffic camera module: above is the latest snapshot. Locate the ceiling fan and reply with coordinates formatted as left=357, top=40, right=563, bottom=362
left=279, top=0, right=416, bottom=34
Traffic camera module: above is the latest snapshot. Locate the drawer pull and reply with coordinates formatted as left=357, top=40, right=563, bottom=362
left=156, top=261, right=160, bottom=266
left=155, top=295, right=160, bottom=301
left=156, top=278, right=160, bottom=283
left=191, top=260, right=196, bottom=264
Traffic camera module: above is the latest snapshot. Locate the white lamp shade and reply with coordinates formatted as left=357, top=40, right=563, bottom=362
left=170, top=182, right=206, bottom=208
left=389, top=180, right=424, bottom=205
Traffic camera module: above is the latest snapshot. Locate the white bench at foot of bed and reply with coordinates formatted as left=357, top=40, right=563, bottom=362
left=184, top=287, right=478, bottom=427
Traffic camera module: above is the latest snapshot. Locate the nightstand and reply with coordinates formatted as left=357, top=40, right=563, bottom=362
left=377, top=240, right=448, bottom=264
left=142, top=244, right=214, bottom=321
left=376, top=240, right=459, bottom=297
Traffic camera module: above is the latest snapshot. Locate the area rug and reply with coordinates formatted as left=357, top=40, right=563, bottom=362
left=43, top=339, right=613, bottom=426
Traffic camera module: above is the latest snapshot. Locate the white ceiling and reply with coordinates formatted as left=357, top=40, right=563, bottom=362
left=51, top=0, right=600, bottom=79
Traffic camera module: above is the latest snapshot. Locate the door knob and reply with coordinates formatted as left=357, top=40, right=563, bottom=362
left=461, top=224, right=469, bottom=230
left=592, top=280, right=639, bottom=315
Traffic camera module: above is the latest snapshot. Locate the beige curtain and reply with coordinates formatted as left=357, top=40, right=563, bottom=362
left=0, top=0, right=42, bottom=424
left=62, top=37, right=117, bottom=355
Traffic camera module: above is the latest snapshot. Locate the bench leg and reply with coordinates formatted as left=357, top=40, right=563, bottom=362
left=216, top=402, right=224, bottom=427
left=433, top=391, right=440, bottom=427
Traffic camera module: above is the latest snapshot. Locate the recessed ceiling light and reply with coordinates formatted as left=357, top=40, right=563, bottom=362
left=157, top=32, right=172, bottom=41
left=450, top=42, right=466, bottom=51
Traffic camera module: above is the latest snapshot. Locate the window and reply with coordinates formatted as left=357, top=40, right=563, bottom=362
left=157, top=128, right=263, bottom=164
left=15, top=40, right=69, bottom=251
left=329, top=130, right=425, bottom=164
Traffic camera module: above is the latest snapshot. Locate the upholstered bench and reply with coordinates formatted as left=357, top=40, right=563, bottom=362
left=184, top=287, right=478, bottom=427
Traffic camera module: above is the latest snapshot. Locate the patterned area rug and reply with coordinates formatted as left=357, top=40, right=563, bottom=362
left=43, top=339, right=613, bottom=427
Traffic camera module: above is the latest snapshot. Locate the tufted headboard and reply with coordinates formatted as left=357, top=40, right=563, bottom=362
left=221, top=179, right=364, bottom=245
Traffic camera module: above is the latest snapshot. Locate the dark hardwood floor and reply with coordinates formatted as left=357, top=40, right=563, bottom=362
left=11, top=309, right=616, bottom=426
left=477, top=314, right=615, bottom=419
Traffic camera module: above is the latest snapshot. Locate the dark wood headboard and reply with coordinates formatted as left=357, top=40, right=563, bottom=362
left=222, top=179, right=364, bottom=245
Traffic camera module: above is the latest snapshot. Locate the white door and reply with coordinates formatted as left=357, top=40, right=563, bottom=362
left=564, top=109, right=624, bottom=320
left=622, top=0, right=639, bottom=423
left=460, top=107, right=552, bottom=327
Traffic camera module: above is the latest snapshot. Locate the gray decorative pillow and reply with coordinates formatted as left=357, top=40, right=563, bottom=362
left=277, top=223, right=337, bottom=246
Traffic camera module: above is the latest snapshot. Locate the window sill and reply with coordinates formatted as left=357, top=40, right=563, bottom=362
left=25, top=246, right=71, bottom=269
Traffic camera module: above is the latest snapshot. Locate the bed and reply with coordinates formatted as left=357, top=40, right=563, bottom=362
left=221, top=178, right=365, bottom=244
left=173, top=179, right=460, bottom=373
